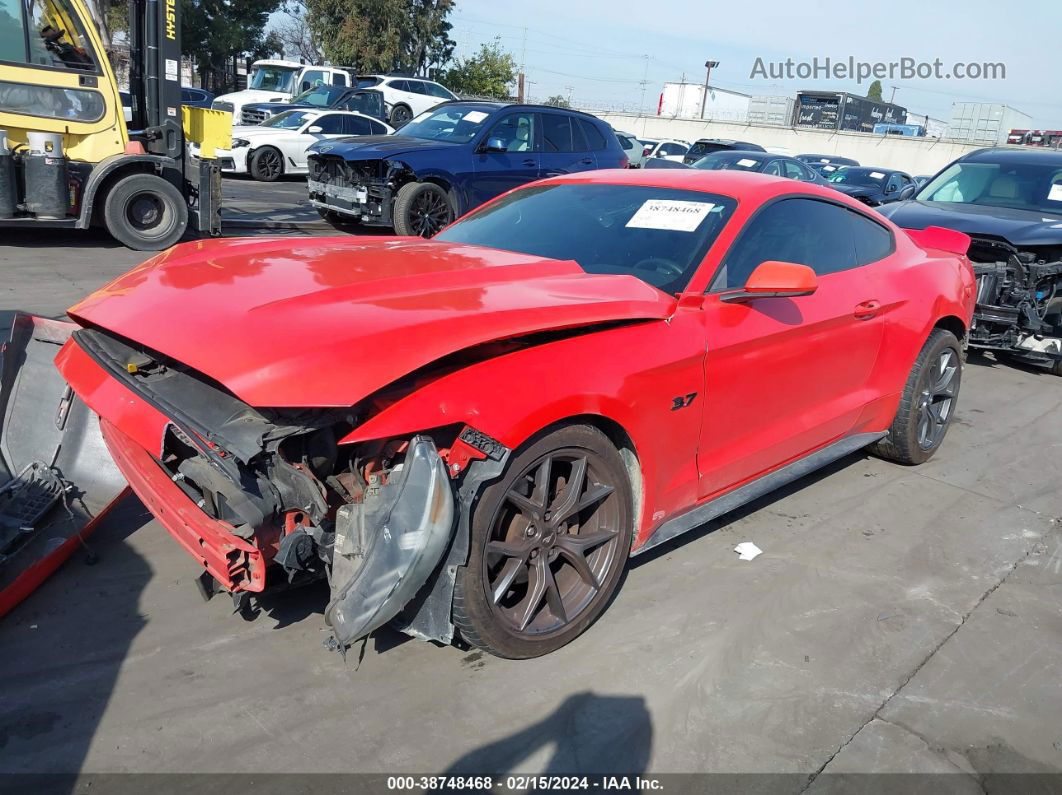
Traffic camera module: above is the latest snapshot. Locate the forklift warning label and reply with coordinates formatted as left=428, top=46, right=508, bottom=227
left=165, top=59, right=178, bottom=81
left=626, top=200, right=715, bottom=232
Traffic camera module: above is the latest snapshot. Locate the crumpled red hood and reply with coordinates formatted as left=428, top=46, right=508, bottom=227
left=68, top=236, right=676, bottom=407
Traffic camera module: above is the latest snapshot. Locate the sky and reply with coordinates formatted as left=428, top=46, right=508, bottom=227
left=438, top=0, right=1062, bottom=127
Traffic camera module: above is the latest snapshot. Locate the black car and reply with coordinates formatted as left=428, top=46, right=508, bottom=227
left=306, top=101, right=627, bottom=237
left=180, top=86, right=215, bottom=108
left=880, top=147, right=1062, bottom=374
left=797, top=153, right=860, bottom=177
left=672, top=150, right=828, bottom=184
left=240, top=85, right=386, bottom=125
left=683, top=138, right=765, bottom=164
left=824, top=167, right=915, bottom=206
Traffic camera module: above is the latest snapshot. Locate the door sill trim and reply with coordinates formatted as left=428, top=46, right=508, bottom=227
left=633, top=431, right=886, bottom=556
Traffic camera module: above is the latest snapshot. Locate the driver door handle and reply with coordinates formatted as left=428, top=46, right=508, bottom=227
left=522, top=158, right=536, bottom=167
left=854, top=300, right=881, bottom=320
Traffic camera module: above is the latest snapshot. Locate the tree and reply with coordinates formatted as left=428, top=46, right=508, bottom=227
left=276, top=0, right=322, bottom=62
left=306, top=0, right=453, bottom=74
left=867, top=80, right=883, bottom=102
left=181, top=0, right=283, bottom=92
left=441, top=40, right=516, bottom=99
left=544, top=94, right=570, bottom=108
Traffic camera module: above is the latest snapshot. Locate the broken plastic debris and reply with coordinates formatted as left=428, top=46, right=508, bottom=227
left=734, top=542, right=762, bottom=561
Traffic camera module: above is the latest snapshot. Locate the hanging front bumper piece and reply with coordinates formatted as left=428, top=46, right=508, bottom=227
left=325, top=436, right=455, bottom=648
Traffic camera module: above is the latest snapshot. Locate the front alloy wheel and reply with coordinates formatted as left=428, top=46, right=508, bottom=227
left=454, top=425, right=633, bottom=658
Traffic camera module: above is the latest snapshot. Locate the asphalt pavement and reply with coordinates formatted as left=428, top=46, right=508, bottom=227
left=1, top=179, right=1060, bottom=789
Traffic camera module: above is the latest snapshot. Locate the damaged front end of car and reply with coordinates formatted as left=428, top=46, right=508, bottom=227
left=307, top=155, right=414, bottom=227
left=49, top=324, right=512, bottom=648
left=968, top=237, right=1062, bottom=368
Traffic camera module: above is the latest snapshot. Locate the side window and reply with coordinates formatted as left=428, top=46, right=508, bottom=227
left=390, top=79, right=410, bottom=92
left=0, top=77, right=103, bottom=120
left=762, top=160, right=784, bottom=176
left=369, top=119, right=388, bottom=135
left=540, top=113, right=574, bottom=152
left=485, top=112, right=536, bottom=152
left=333, top=72, right=346, bottom=86
left=300, top=69, right=326, bottom=91
left=849, top=211, right=894, bottom=264
left=616, top=135, right=634, bottom=151
left=659, top=143, right=684, bottom=156
left=783, top=160, right=808, bottom=180
left=579, top=119, right=607, bottom=150
left=312, top=114, right=345, bottom=134
left=343, top=115, right=374, bottom=135
left=714, top=198, right=858, bottom=290
left=427, top=82, right=452, bottom=99
left=5, top=0, right=97, bottom=71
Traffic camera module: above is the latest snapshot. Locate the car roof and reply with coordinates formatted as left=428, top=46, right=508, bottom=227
left=960, top=147, right=1062, bottom=165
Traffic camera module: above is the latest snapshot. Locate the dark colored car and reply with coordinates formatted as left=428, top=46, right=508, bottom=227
left=798, top=154, right=860, bottom=177
left=879, top=147, right=1062, bottom=375
left=240, top=86, right=387, bottom=125
left=306, top=101, right=627, bottom=237
left=825, top=167, right=915, bottom=206
left=180, top=86, right=215, bottom=108
left=683, top=138, right=765, bottom=164
left=678, top=150, right=829, bottom=184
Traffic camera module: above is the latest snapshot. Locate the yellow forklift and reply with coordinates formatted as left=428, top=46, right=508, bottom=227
left=0, top=0, right=229, bottom=249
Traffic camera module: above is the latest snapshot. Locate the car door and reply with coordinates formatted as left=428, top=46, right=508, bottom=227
left=695, top=196, right=885, bottom=498
left=538, top=112, right=595, bottom=176
left=469, top=111, right=540, bottom=207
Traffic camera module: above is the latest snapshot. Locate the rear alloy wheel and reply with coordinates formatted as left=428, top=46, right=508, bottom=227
left=453, top=425, right=633, bottom=659
left=872, top=328, right=962, bottom=465
left=393, top=181, right=454, bottom=237
left=390, top=104, right=413, bottom=127
left=248, top=146, right=283, bottom=182
left=102, top=173, right=187, bottom=250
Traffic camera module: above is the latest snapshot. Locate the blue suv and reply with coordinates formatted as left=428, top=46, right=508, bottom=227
left=306, top=101, right=628, bottom=236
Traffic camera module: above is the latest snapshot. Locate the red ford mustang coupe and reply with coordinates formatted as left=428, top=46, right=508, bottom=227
left=56, top=170, right=975, bottom=658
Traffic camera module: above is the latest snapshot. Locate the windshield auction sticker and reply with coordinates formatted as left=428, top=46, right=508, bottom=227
left=626, top=200, right=715, bottom=232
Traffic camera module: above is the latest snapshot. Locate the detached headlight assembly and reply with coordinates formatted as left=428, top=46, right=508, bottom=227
left=231, top=138, right=251, bottom=148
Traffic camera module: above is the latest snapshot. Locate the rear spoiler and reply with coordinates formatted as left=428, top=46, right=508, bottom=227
left=905, top=225, right=972, bottom=257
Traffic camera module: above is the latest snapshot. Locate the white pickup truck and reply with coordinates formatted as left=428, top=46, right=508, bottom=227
left=211, top=60, right=350, bottom=121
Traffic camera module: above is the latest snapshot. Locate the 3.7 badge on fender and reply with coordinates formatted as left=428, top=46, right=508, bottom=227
left=671, top=393, right=697, bottom=411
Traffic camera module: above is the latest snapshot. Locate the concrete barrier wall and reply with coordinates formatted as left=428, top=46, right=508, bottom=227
left=594, top=111, right=989, bottom=176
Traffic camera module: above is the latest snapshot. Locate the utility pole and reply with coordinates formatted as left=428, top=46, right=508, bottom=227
left=517, top=72, right=525, bottom=103
left=565, top=84, right=574, bottom=105
left=888, top=85, right=898, bottom=103
left=700, top=59, right=720, bottom=119
left=638, top=54, right=650, bottom=114
left=520, top=26, right=527, bottom=74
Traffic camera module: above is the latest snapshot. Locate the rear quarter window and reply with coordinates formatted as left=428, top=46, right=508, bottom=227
left=579, top=119, right=608, bottom=150
left=849, top=211, right=894, bottom=264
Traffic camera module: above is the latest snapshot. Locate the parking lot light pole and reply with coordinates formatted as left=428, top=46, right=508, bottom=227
left=700, top=60, right=720, bottom=119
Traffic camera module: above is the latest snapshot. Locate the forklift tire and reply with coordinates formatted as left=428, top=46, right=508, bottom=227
left=249, top=147, right=284, bottom=182
left=102, top=173, right=188, bottom=251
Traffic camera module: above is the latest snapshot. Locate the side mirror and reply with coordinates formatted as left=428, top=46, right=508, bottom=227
left=899, top=184, right=917, bottom=200
left=307, top=125, right=323, bottom=134
left=721, top=261, right=818, bottom=303
left=480, top=137, right=508, bottom=153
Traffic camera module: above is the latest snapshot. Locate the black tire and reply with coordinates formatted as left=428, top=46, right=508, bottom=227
left=871, top=328, right=963, bottom=465
left=102, top=173, right=187, bottom=251
left=392, top=181, right=454, bottom=237
left=248, top=146, right=284, bottom=182
left=390, top=104, right=413, bottom=127
left=453, top=424, right=633, bottom=659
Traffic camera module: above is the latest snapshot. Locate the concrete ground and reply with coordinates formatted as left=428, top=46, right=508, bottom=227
left=1, top=181, right=1061, bottom=788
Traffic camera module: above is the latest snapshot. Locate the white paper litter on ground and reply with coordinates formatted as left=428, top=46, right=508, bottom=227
left=734, top=542, right=763, bottom=561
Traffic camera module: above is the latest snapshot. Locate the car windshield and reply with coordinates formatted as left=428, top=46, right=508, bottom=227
left=435, top=184, right=736, bottom=294
left=261, top=110, right=312, bottom=129
left=693, top=152, right=766, bottom=171
left=828, top=168, right=888, bottom=187
left=249, top=65, right=297, bottom=93
left=289, top=86, right=341, bottom=106
left=399, top=106, right=492, bottom=143
left=916, top=160, right=1062, bottom=215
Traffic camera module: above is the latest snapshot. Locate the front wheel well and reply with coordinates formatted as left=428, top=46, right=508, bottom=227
left=934, top=315, right=967, bottom=346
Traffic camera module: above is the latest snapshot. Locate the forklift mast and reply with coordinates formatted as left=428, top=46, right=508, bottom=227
left=128, top=0, right=184, bottom=159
